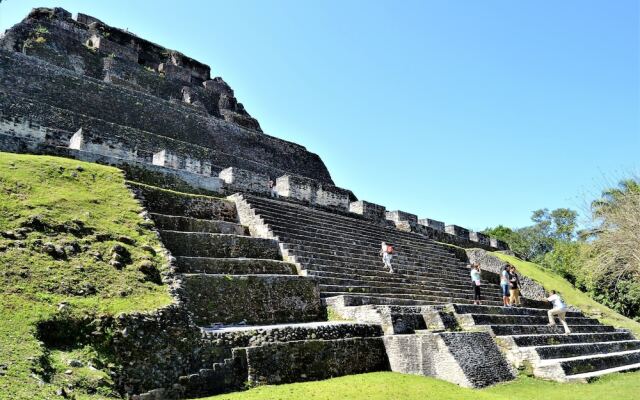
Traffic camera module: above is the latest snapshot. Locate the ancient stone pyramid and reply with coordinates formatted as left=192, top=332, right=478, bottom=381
left=1, top=7, right=638, bottom=399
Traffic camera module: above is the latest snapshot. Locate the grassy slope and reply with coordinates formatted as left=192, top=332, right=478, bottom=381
left=492, top=253, right=640, bottom=336
left=204, top=371, right=640, bottom=400
left=0, top=153, right=171, bottom=399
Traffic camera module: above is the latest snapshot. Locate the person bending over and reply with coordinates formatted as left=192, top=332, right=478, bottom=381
left=547, top=290, right=571, bottom=335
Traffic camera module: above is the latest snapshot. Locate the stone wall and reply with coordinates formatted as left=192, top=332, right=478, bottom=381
left=107, top=305, right=223, bottom=397
left=240, top=337, right=389, bottom=385
left=178, top=274, right=326, bottom=325
left=383, top=332, right=514, bottom=388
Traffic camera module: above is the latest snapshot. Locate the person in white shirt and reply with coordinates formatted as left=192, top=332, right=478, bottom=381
left=470, top=264, right=482, bottom=305
left=547, top=290, right=571, bottom=334
left=500, top=265, right=511, bottom=307
left=380, top=242, right=393, bottom=273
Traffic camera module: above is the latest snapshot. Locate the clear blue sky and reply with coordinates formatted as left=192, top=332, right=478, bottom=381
left=1, top=0, right=638, bottom=231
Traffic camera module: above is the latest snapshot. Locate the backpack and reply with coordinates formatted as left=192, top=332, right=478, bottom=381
left=386, top=245, right=394, bottom=254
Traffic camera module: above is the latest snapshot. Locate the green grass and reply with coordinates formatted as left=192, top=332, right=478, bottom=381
left=0, top=153, right=171, bottom=399
left=202, top=371, right=640, bottom=400
left=492, top=253, right=640, bottom=336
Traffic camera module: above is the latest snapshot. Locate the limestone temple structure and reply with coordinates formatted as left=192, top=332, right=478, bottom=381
left=1, top=8, right=639, bottom=399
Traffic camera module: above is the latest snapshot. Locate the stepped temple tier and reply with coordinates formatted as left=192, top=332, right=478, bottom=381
left=2, top=7, right=638, bottom=399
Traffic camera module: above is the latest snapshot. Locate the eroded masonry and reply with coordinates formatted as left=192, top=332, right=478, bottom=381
left=2, top=8, right=639, bottom=399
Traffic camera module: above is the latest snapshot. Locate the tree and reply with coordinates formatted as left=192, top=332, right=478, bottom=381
left=485, top=208, right=578, bottom=261
left=582, top=177, right=640, bottom=320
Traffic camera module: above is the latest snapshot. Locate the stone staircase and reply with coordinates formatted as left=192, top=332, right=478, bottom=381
left=232, top=194, right=640, bottom=383
left=444, top=304, right=640, bottom=381
left=235, top=194, right=504, bottom=307
left=131, top=183, right=388, bottom=398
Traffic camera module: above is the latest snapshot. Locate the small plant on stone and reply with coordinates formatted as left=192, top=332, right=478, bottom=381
left=34, top=25, right=49, bottom=35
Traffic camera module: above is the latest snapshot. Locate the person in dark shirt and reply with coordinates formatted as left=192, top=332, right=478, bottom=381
left=508, top=265, right=521, bottom=307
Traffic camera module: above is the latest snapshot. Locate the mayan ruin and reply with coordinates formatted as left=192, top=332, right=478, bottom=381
left=0, top=4, right=639, bottom=400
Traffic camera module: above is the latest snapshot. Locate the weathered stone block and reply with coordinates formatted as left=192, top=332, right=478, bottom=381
left=469, top=231, right=491, bottom=246
left=349, top=200, right=386, bottom=223
left=445, top=225, right=470, bottom=240
left=418, top=218, right=445, bottom=231
left=68, top=128, right=138, bottom=161
left=219, top=167, right=269, bottom=194
left=240, top=337, right=389, bottom=385
left=386, top=210, right=418, bottom=224
left=276, top=175, right=350, bottom=209
left=490, top=237, right=509, bottom=250
left=0, top=118, right=48, bottom=144
left=158, top=62, right=191, bottom=82
left=180, top=274, right=326, bottom=325
left=86, top=35, right=138, bottom=62
left=152, top=149, right=180, bottom=169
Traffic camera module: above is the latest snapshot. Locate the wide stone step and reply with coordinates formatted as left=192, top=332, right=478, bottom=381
left=307, top=268, right=501, bottom=294
left=563, top=361, right=640, bottom=381
left=202, top=321, right=383, bottom=344
left=490, top=324, right=616, bottom=336
left=449, top=304, right=567, bottom=317
left=311, top=274, right=503, bottom=296
left=247, top=198, right=435, bottom=243
left=247, top=199, right=458, bottom=253
left=317, top=281, right=500, bottom=300
left=150, top=213, right=247, bottom=235
left=282, top=241, right=462, bottom=270
left=461, top=314, right=599, bottom=327
left=321, top=291, right=504, bottom=306
left=175, top=257, right=296, bottom=275
left=508, top=332, right=636, bottom=347
left=180, top=274, right=325, bottom=325
left=285, top=247, right=471, bottom=279
left=538, top=349, right=640, bottom=377
left=326, top=294, right=442, bottom=307
left=264, top=218, right=460, bottom=260
left=268, top=222, right=458, bottom=260
left=132, top=183, right=237, bottom=220
left=160, top=231, right=281, bottom=259
left=304, top=264, right=486, bottom=289
left=533, top=340, right=640, bottom=360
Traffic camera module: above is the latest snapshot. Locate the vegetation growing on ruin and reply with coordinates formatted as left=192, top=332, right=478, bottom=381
left=0, top=153, right=171, bottom=399
left=203, top=370, right=640, bottom=400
